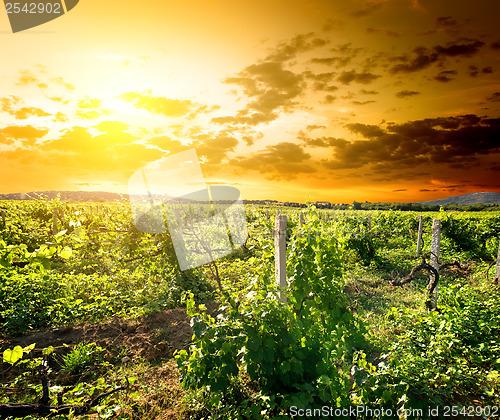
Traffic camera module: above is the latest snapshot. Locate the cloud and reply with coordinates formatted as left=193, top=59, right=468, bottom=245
left=230, top=142, right=313, bottom=180
left=1, top=97, right=51, bottom=120
left=352, top=100, right=376, bottom=105
left=50, top=77, right=75, bottom=92
left=36, top=124, right=165, bottom=173
left=487, top=92, right=500, bottom=102
left=16, top=70, right=48, bottom=89
left=468, top=65, right=479, bottom=77
left=336, top=70, right=380, bottom=85
left=192, top=133, right=239, bottom=165
left=74, top=97, right=111, bottom=120
left=213, top=61, right=304, bottom=126
left=346, top=123, right=385, bottom=138
left=322, top=115, right=500, bottom=171
left=435, top=16, right=457, bottom=28
left=351, top=2, right=384, bottom=18
left=396, top=90, right=420, bottom=98
left=0, top=125, right=49, bottom=146
left=300, top=135, right=348, bottom=148
left=359, top=89, right=378, bottom=95
left=265, top=33, right=329, bottom=63
left=434, top=70, right=457, bottom=82
left=390, top=40, right=484, bottom=74
left=147, top=136, right=185, bottom=153
left=303, top=71, right=338, bottom=92
left=393, top=189, right=407, bottom=192
left=366, top=27, right=399, bottom=38
left=120, top=91, right=198, bottom=117
left=310, top=43, right=361, bottom=69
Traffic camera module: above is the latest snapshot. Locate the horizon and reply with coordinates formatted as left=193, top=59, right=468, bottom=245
left=1, top=1, right=499, bottom=202
left=1, top=189, right=499, bottom=205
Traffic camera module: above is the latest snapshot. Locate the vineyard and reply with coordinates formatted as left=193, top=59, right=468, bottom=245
left=1, top=199, right=500, bottom=419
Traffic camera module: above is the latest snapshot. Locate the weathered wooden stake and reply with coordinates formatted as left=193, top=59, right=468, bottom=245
left=494, top=241, right=500, bottom=285
left=52, top=209, right=58, bottom=233
left=367, top=214, right=372, bottom=233
left=430, top=219, right=441, bottom=309
left=416, top=215, right=423, bottom=256
left=299, top=213, right=305, bottom=225
left=274, top=214, right=287, bottom=303
left=0, top=209, right=5, bottom=226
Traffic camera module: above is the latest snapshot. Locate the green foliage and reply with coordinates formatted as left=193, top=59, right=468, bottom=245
left=62, top=342, right=105, bottom=375
left=352, top=283, right=500, bottom=413
left=177, top=206, right=368, bottom=418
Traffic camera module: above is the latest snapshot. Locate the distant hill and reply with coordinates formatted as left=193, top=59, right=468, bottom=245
left=418, top=191, right=500, bottom=206
left=0, top=191, right=126, bottom=202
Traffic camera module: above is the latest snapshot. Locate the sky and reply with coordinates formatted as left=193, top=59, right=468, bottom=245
left=0, top=0, right=499, bottom=203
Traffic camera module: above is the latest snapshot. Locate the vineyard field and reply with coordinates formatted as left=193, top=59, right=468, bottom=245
left=1, top=199, right=499, bottom=419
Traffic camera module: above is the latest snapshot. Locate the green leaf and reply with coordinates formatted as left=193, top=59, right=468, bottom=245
left=3, top=346, right=24, bottom=365
left=23, top=343, right=36, bottom=354
left=59, top=246, right=72, bottom=259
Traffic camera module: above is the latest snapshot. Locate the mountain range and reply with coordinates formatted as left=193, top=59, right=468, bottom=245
left=417, top=192, right=500, bottom=206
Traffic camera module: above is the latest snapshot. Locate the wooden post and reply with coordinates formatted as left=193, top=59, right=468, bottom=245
left=299, top=213, right=305, bottom=225
left=494, top=241, right=500, bottom=285
left=0, top=209, right=5, bottom=226
left=367, top=214, right=372, bottom=232
left=274, top=214, right=287, bottom=303
left=52, top=209, right=58, bottom=233
left=430, top=219, right=441, bottom=309
left=416, top=215, right=423, bottom=256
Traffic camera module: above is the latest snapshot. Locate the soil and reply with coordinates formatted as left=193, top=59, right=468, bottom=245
left=1, top=308, right=193, bottom=362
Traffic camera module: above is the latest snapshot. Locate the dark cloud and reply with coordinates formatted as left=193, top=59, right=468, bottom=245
left=393, top=189, right=407, bottom=192
left=359, top=89, right=378, bottom=95
left=491, top=41, right=500, bottom=50
left=265, top=33, right=329, bottom=63
left=352, top=100, right=376, bottom=105
left=337, top=70, right=380, bottom=85
left=396, top=90, right=420, bottom=98
left=347, top=123, right=385, bottom=138
left=468, top=65, right=479, bottom=77
left=487, top=92, right=500, bottom=102
left=390, top=40, right=484, bottom=74
left=366, top=27, right=399, bottom=38
left=434, top=40, right=484, bottom=57
left=323, top=115, right=500, bottom=171
left=322, top=19, right=343, bottom=31
left=435, top=16, right=457, bottom=28
left=482, top=67, right=493, bottom=74
left=323, top=95, right=336, bottom=104
left=303, top=71, right=338, bottom=92
left=300, top=135, right=348, bottom=148
left=310, top=43, right=361, bottom=69
left=213, top=62, right=304, bottom=126
left=230, top=142, right=313, bottom=179
left=192, top=133, right=239, bottom=165
left=351, top=2, right=384, bottom=18
left=434, top=70, right=457, bottom=82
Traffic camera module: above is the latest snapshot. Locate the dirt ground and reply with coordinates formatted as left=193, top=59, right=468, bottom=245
left=2, top=308, right=193, bottom=362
